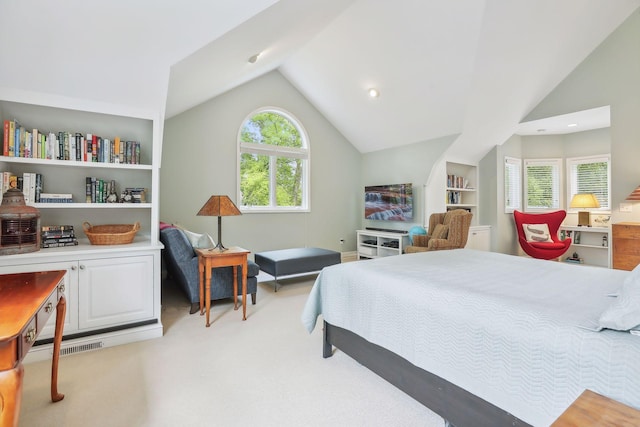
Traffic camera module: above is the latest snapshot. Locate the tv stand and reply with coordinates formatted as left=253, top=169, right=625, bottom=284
left=357, top=229, right=409, bottom=259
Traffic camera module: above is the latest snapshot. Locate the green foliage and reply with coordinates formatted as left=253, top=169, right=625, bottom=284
left=240, top=111, right=304, bottom=207
left=527, top=165, right=555, bottom=208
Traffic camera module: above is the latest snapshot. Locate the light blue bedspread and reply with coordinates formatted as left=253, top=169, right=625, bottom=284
left=301, top=249, right=640, bottom=426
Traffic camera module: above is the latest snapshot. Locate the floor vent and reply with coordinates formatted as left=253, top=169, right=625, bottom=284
left=60, top=341, right=104, bottom=356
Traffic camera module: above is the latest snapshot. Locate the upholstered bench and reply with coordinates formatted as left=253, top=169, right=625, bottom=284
left=254, top=247, right=341, bottom=291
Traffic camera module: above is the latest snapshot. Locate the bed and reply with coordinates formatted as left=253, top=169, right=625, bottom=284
left=301, top=249, right=640, bottom=427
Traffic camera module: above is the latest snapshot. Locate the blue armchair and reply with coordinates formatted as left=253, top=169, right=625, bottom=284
left=160, top=227, right=259, bottom=314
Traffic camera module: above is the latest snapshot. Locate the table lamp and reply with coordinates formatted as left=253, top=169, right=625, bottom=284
left=197, top=195, right=241, bottom=251
left=626, top=185, right=640, bottom=201
left=570, top=193, right=600, bottom=227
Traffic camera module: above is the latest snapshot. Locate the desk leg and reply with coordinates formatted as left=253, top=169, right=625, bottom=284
left=232, top=266, right=239, bottom=310
left=205, top=261, right=212, bottom=327
left=242, top=258, right=247, bottom=321
left=199, top=257, right=205, bottom=316
left=51, top=294, right=66, bottom=402
left=0, top=364, right=24, bottom=427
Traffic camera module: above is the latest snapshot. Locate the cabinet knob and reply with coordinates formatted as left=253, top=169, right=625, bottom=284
left=71, top=265, right=77, bottom=271
left=25, top=328, right=36, bottom=343
left=79, top=265, right=85, bottom=270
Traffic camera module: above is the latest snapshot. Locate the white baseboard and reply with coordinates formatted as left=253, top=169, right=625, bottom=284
left=24, top=322, right=164, bottom=364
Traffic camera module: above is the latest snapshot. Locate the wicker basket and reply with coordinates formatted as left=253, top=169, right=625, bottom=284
left=83, top=221, right=140, bottom=245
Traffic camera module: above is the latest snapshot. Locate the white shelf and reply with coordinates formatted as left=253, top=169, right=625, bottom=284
left=0, top=93, right=162, bottom=355
left=357, top=229, right=409, bottom=259
left=560, top=226, right=610, bottom=268
left=445, top=162, right=478, bottom=225
left=0, top=155, right=151, bottom=169
left=33, top=203, right=152, bottom=209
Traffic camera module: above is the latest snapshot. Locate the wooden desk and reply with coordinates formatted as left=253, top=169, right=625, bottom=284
left=551, top=389, right=640, bottom=426
left=195, top=247, right=250, bottom=327
left=0, top=270, right=66, bottom=427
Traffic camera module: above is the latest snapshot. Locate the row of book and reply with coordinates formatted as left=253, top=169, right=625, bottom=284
left=447, top=174, right=470, bottom=189
left=1, top=171, right=43, bottom=203
left=41, top=225, right=78, bottom=248
left=85, top=177, right=148, bottom=203
left=3, top=119, right=142, bottom=164
left=446, top=190, right=463, bottom=205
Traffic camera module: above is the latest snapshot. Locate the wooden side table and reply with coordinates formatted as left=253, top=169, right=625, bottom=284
left=551, top=389, right=640, bottom=426
left=195, top=247, right=251, bottom=327
left=0, top=270, right=67, bottom=427
left=612, top=222, right=640, bottom=270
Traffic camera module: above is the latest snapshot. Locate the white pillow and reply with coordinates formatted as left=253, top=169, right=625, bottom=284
left=598, top=264, right=640, bottom=331
left=522, top=223, right=553, bottom=243
left=182, top=229, right=216, bottom=249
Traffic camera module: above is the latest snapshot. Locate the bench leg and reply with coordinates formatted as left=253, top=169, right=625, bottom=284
left=274, top=275, right=278, bottom=292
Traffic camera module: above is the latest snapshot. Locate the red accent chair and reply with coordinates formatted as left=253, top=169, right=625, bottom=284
left=513, top=210, right=572, bottom=260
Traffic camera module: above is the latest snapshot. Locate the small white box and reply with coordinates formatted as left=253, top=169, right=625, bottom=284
left=359, top=246, right=376, bottom=256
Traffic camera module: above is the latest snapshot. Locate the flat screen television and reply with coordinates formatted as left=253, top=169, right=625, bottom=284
left=364, top=183, right=413, bottom=221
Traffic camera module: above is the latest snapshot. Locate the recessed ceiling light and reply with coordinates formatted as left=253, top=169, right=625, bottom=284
left=537, top=129, right=546, bottom=132
left=368, top=88, right=380, bottom=98
left=568, top=123, right=578, bottom=127
left=248, top=53, right=261, bottom=64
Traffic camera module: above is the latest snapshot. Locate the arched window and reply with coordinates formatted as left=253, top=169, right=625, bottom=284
left=238, top=108, right=309, bottom=212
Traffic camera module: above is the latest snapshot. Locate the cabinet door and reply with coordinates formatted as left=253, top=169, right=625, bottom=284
left=0, top=261, right=79, bottom=338
left=78, top=255, right=154, bottom=330
left=466, top=227, right=490, bottom=251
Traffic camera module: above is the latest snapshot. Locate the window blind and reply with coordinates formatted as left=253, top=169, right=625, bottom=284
left=524, top=159, right=561, bottom=210
left=567, top=155, right=610, bottom=210
left=504, top=157, right=521, bottom=212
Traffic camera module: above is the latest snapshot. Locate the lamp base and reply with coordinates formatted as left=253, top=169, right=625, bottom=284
left=211, top=242, right=228, bottom=252
left=577, top=211, right=591, bottom=227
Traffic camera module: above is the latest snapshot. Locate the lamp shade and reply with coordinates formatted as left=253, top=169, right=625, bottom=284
left=570, top=193, right=600, bottom=209
left=197, top=195, right=241, bottom=217
left=196, top=195, right=241, bottom=252
left=626, top=186, right=640, bottom=201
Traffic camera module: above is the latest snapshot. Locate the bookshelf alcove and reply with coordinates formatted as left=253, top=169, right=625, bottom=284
left=0, top=92, right=163, bottom=361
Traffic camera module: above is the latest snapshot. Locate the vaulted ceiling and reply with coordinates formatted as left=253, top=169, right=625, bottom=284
left=1, top=0, right=638, bottom=162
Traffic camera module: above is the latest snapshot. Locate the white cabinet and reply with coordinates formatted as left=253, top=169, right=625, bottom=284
left=357, top=229, right=409, bottom=259
left=0, top=248, right=162, bottom=360
left=446, top=161, right=477, bottom=224
left=78, top=255, right=154, bottom=330
left=466, top=225, right=491, bottom=251
left=559, top=226, right=610, bottom=268
left=0, top=91, right=162, bottom=361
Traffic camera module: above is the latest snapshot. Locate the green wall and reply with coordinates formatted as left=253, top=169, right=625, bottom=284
left=160, top=70, right=362, bottom=254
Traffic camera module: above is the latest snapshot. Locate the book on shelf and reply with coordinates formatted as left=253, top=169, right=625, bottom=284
left=41, top=240, right=79, bottom=249
left=2, top=123, right=142, bottom=165
left=42, top=224, right=75, bottom=234
left=39, top=193, right=73, bottom=203
left=41, top=224, right=77, bottom=248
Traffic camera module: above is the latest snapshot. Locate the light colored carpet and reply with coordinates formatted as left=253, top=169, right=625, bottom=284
left=19, top=273, right=444, bottom=427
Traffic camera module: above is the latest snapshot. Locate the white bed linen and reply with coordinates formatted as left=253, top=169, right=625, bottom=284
left=301, top=249, right=640, bottom=426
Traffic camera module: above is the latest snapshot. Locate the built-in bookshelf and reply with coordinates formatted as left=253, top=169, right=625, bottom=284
left=445, top=161, right=477, bottom=224
left=0, top=92, right=162, bottom=361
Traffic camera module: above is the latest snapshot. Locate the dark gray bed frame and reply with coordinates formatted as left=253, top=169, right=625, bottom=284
left=322, top=321, right=532, bottom=427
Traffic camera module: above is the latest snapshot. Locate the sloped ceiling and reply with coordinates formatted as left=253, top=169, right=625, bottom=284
left=1, top=0, right=639, bottom=162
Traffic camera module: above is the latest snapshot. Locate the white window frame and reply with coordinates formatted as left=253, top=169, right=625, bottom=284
left=504, top=156, right=522, bottom=213
left=524, top=158, right=562, bottom=212
left=566, top=154, right=610, bottom=213
left=237, top=107, right=310, bottom=213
